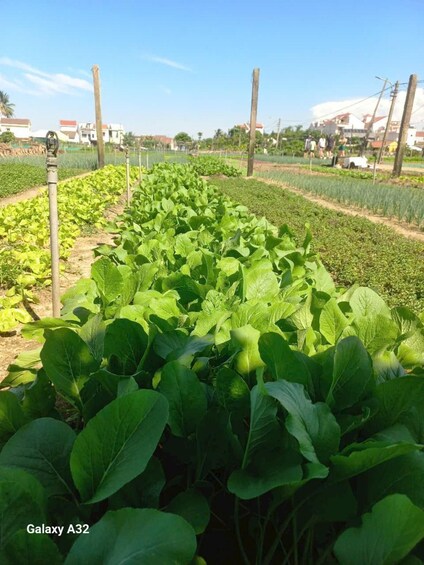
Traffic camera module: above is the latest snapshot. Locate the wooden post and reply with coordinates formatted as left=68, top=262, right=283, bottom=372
left=45, top=132, right=61, bottom=317
left=393, top=74, right=418, bottom=177
left=92, top=65, right=105, bottom=168
left=247, top=68, right=260, bottom=177
left=125, top=147, right=130, bottom=204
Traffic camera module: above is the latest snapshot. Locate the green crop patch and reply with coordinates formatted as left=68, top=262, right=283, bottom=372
left=0, top=163, right=87, bottom=199
left=1, top=162, right=424, bottom=563
left=255, top=168, right=424, bottom=229
left=212, top=177, right=424, bottom=314
left=0, top=165, right=139, bottom=331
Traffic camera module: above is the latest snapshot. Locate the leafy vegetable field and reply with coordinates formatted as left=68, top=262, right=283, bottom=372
left=0, top=165, right=139, bottom=331
left=213, top=177, right=424, bottom=314
left=1, top=162, right=424, bottom=563
left=0, top=163, right=87, bottom=198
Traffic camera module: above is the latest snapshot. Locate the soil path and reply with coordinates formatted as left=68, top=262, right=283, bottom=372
left=251, top=161, right=424, bottom=243
left=0, top=199, right=124, bottom=380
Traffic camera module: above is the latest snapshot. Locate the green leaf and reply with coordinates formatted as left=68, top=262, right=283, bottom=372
left=0, top=467, right=46, bottom=547
left=244, top=259, right=280, bottom=300
left=327, top=336, right=374, bottom=411
left=158, top=361, right=207, bottom=437
left=166, top=488, right=210, bottom=534
left=21, top=318, right=77, bottom=343
left=104, top=318, right=148, bottom=375
left=361, top=452, right=424, bottom=512
left=230, top=325, right=265, bottom=376
left=40, top=328, right=99, bottom=409
left=228, top=386, right=303, bottom=499
left=215, top=367, right=250, bottom=417
left=0, top=391, right=27, bottom=448
left=319, top=298, right=349, bottom=345
left=334, top=494, right=424, bottom=565
left=0, top=348, right=41, bottom=389
left=91, top=257, right=123, bottom=303
left=0, top=418, right=76, bottom=498
left=79, top=314, right=106, bottom=363
left=0, top=531, right=62, bottom=565
left=70, top=390, right=168, bottom=503
left=398, top=330, right=424, bottom=367
left=373, top=350, right=406, bottom=382
left=352, top=314, right=399, bottom=354
left=117, top=376, right=138, bottom=397
left=65, top=508, right=196, bottom=565
left=196, top=406, right=242, bottom=479
left=259, top=332, right=311, bottom=389
left=21, top=370, right=56, bottom=419
left=266, top=380, right=340, bottom=466
left=349, top=286, right=391, bottom=319
left=161, top=273, right=203, bottom=305
left=109, top=457, right=165, bottom=510
left=330, top=440, right=420, bottom=481
left=366, top=377, right=424, bottom=434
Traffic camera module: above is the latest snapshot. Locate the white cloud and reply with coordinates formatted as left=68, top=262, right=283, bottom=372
left=144, top=55, right=192, bottom=72
left=311, top=87, right=424, bottom=127
left=0, top=57, right=93, bottom=97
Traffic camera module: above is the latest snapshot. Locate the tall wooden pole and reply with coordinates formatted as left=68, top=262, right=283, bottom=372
left=46, top=132, right=60, bottom=317
left=393, top=74, right=418, bottom=177
left=377, top=81, right=399, bottom=164
left=92, top=65, right=105, bottom=168
left=247, top=68, right=260, bottom=177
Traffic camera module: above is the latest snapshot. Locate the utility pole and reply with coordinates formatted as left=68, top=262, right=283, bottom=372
left=276, top=118, right=281, bottom=149
left=393, top=74, right=418, bottom=177
left=360, top=78, right=387, bottom=156
left=377, top=81, right=399, bottom=164
left=92, top=65, right=105, bottom=168
left=247, top=68, right=260, bottom=177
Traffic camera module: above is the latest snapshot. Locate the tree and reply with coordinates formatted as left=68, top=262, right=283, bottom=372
left=123, top=131, right=137, bottom=147
left=197, top=132, right=203, bottom=142
left=0, top=131, right=15, bottom=143
left=174, top=132, right=192, bottom=150
left=0, top=91, right=14, bottom=118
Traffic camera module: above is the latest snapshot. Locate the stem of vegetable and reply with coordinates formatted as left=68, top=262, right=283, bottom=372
left=235, top=496, right=251, bottom=565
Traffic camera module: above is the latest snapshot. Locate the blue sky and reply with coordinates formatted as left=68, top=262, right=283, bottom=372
left=1, top=0, right=423, bottom=137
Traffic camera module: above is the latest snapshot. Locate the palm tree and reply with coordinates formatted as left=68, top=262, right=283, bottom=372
left=197, top=132, right=203, bottom=142
left=0, top=91, right=15, bottom=118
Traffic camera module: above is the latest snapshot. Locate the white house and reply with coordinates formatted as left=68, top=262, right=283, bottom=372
left=237, top=122, right=265, bottom=135
left=78, top=122, right=125, bottom=145
left=0, top=118, right=31, bottom=139
left=311, top=113, right=367, bottom=137
left=59, top=120, right=80, bottom=143
left=107, top=123, right=125, bottom=145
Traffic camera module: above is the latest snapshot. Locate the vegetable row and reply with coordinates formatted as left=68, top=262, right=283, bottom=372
left=0, top=165, right=139, bottom=331
left=1, top=162, right=424, bottom=564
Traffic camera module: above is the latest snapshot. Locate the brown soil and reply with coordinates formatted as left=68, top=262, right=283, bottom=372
left=251, top=161, right=424, bottom=243
left=0, top=199, right=124, bottom=381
